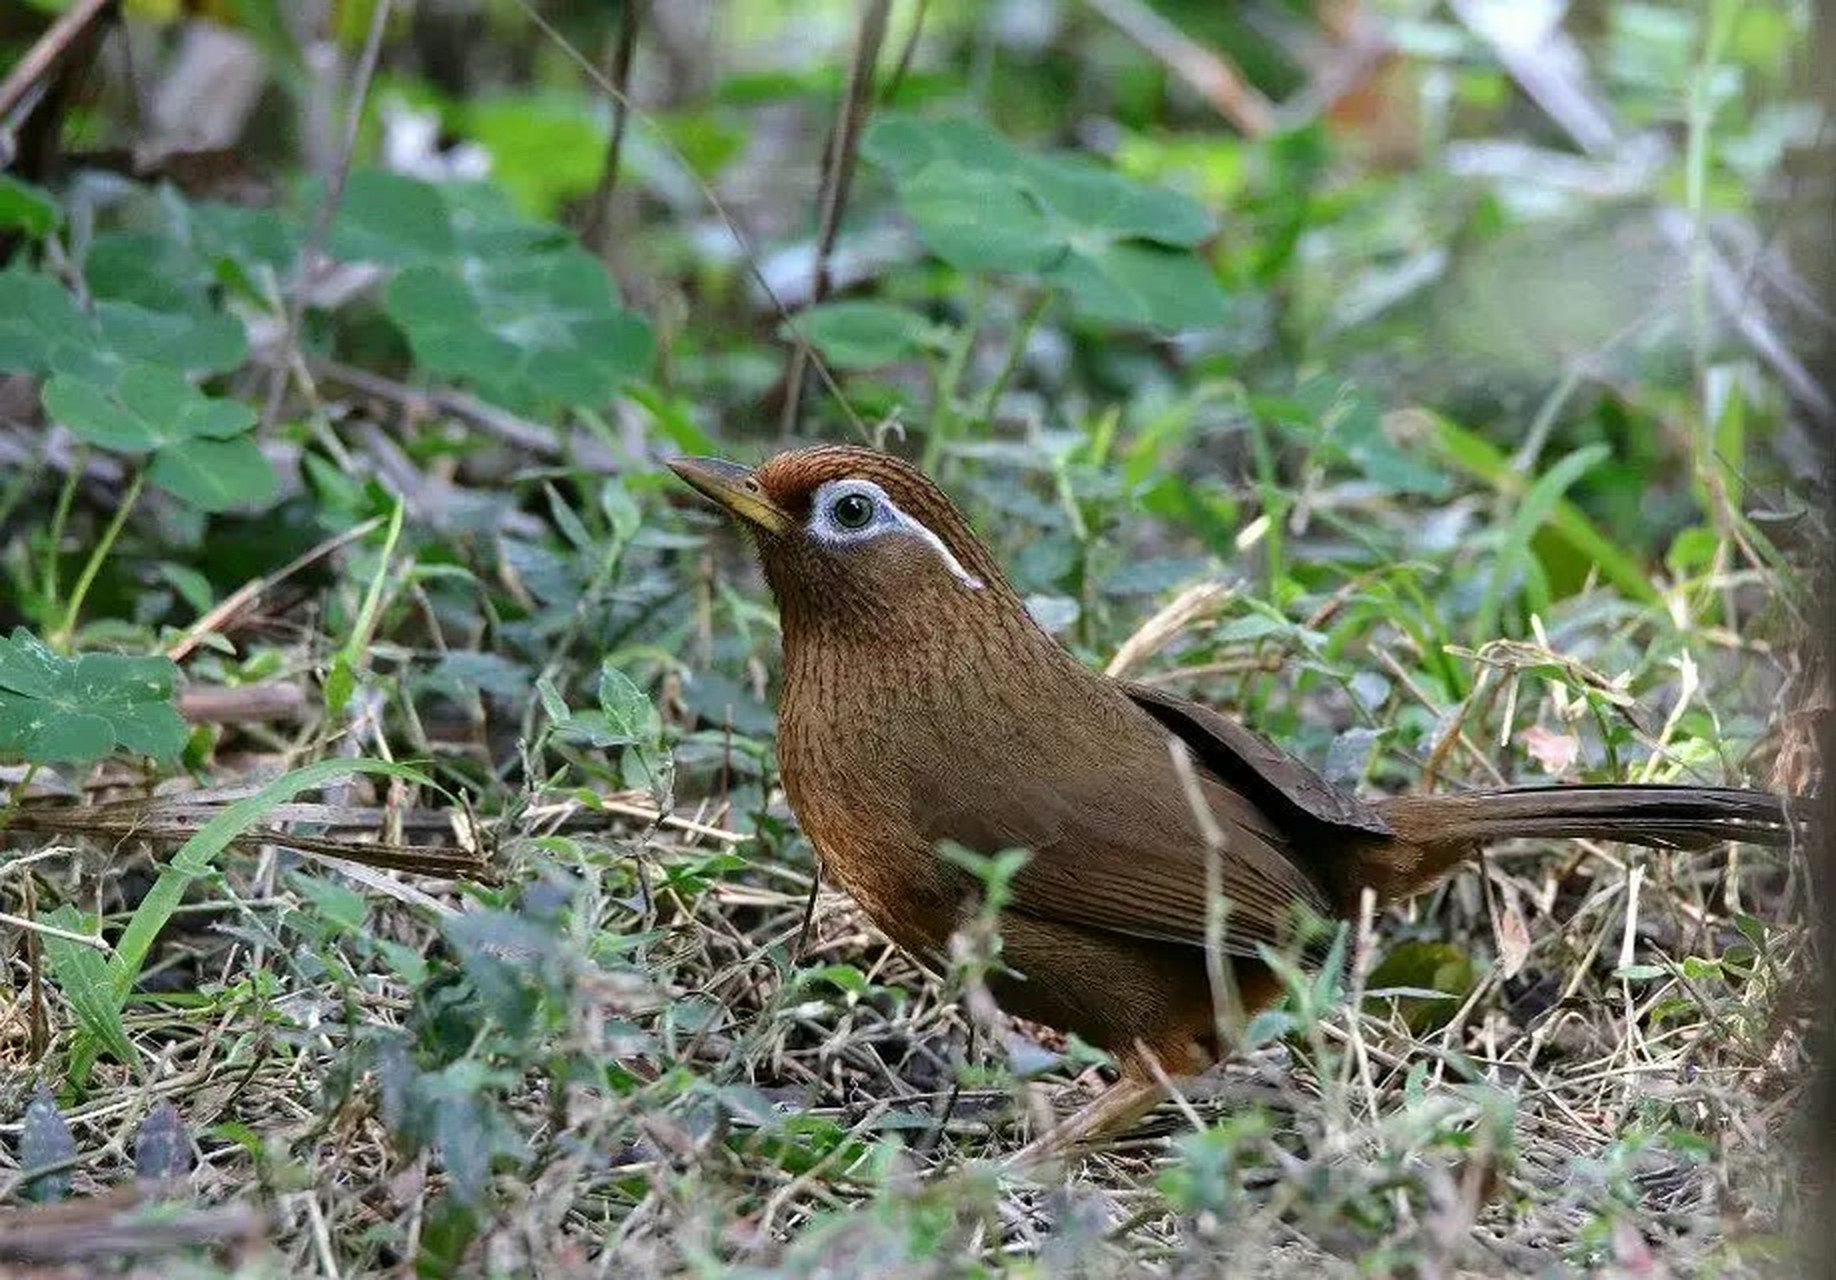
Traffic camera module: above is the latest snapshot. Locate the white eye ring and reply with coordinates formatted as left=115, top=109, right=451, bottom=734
left=806, top=478, right=984, bottom=590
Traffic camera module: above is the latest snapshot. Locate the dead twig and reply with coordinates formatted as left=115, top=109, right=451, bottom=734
left=584, top=0, right=644, bottom=258
left=259, top=0, right=396, bottom=432
left=1082, top=0, right=1275, bottom=137
left=0, top=0, right=115, bottom=122
left=778, top=0, right=893, bottom=437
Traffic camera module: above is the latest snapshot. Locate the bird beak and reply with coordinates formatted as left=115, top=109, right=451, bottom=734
left=665, top=456, right=793, bottom=536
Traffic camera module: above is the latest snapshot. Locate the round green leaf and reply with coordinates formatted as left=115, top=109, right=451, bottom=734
left=1022, top=152, right=1215, bottom=246
left=897, top=162, right=1062, bottom=273
left=0, top=629, right=186, bottom=766
left=98, top=301, right=248, bottom=375
left=1044, top=240, right=1233, bottom=330
left=42, top=374, right=161, bottom=450
left=781, top=300, right=933, bottom=369
left=386, top=247, right=654, bottom=412
left=329, top=170, right=456, bottom=266
left=44, top=363, right=257, bottom=453
left=0, top=270, right=93, bottom=376
left=148, top=434, right=277, bottom=512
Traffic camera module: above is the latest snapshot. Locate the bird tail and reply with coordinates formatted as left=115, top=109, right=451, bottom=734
left=1358, top=783, right=1797, bottom=903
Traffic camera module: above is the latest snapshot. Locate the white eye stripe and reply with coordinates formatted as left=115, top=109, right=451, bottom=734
left=807, top=479, right=985, bottom=590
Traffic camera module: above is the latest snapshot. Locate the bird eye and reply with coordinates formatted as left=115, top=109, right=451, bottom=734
left=829, top=492, right=875, bottom=530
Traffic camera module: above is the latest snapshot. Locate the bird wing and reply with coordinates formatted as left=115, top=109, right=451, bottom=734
left=913, top=706, right=1338, bottom=961
left=1121, top=682, right=1392, bottom=838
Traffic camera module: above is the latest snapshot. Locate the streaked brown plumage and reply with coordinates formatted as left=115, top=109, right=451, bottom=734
left=669, top=445, right=1796, bottom=1157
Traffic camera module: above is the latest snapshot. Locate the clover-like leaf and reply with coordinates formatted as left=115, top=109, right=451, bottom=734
left=42, top=363, right=272, bottom=511
left=386, top=246, right=654, bottom=411
left=1022, top=152, right=1215, bottom=247
left=781, top=300, right=936, bottom=369
left=184, top=200, right=301, bottom=286
left=97, top=300, right=248, bottom=375
left=862, top=114, right=1025, bottom=180
left=0, top=629, right=187, bottom=765
left=330, top=169, right=457, bottom=266
left=44, top=362, right=255, bottom=447
left=0, top=270, right=94, bottom=376
left=148, top=434, right=277, bottom=512
left=1043, top=240, right=1232, bottom=329
left=85, top=231, right=213, bottom=313
left=865, top=114, right=1230, bottom=332
left=894, top=162, right=1062, bottom=274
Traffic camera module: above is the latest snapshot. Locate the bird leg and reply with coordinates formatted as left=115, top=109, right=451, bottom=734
left=1005, top=1056, right=1169, bottom=1170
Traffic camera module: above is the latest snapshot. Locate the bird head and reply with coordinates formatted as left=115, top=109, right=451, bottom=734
left=667, top=446, right=1021, bottom=639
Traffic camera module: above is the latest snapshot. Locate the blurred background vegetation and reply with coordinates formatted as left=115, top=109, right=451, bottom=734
left=0, top=1, right=1828, bottom=1276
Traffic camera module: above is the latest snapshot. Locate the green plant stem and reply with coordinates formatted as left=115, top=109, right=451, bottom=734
left=52, top=469, right=143, bottom=652
left=0, top=762, right=42, bottom=835
left=924, top=285, right=986, bottom=475
left=975, top=290, right=1049, bottom=421
left=40, top=445, right=86, bottom=613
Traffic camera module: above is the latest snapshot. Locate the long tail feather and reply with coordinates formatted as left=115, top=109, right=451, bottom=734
left=1357, top=783, right=1797, bottom=903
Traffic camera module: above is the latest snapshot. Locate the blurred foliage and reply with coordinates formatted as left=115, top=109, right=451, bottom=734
left=0, top=0, right=1821, bottom=1275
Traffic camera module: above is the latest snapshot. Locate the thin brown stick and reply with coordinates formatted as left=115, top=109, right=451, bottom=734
left=584, top=0, right=643, bottom=257
left=506, top=0, right=870, bottom=442
left=259, top=0, right=396, bottom=431
left=878, top=0, right=930, bottom=106
left=1082, top=0, right=1275, bottom=137
left=0, top=0, right=115, bottom=121
left=165, top=516, right=383, bottom=662
left=778, top=0, right=893, bottom=437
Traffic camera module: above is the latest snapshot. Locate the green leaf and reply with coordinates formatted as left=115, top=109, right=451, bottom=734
left=862, top=114, right=1027, bottom=180
left=0, top=629, right=186, bottom=765
left=1365, top=940, right=1479, bottom=1034
left=42, top=906, right=138, bottom=1068
left=599, top=478, right=642, bottom=547
left=97, top=301, right=248, bottom=375
left=896, top=162, right=1061, bottom=273
left=463, top=96, right=604, bottom=219
left=597, top=662, right=658, bottom=747
left=85, top=233, right=211, bottom=313
left=0, top=175, right=61, bottom=238
left=44, top=364, right=256, bottom=451
left=0, top=270, right=93, bottom=376
left=288, top=870, right=370, bottom=934
left=1022, top=151, right=1213, bottom=246
left=107, top=758, right=442, bottom=1008
left=385, top=247, right=654, bottom=411
left=1428, top=413, right=1657, bottom=606
left=865, top=115, right=1229, bottom=331
left=1474, top=443, right=1611, bottom=642
left=329, top=170, right=455, bottom=266
left=1043, top=240, right=1231, bottom=329
left=147, top=434, right=278, bottom=513
left=42, top=364, right=272, bottom=512
left=782, top=300, right=935, bottom=369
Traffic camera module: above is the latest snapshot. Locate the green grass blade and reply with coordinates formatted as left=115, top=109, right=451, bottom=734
left=1473, top=443, right=1611, bottom=643
left=1429, top=414, right=1658, bottom=608
left=108, top=757, right=440, bottom=1004
left=42, top=905, right=138, bottom=1069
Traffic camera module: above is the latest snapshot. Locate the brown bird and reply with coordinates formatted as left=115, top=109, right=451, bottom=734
left=668, top=445, right=1795, bottom=1156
